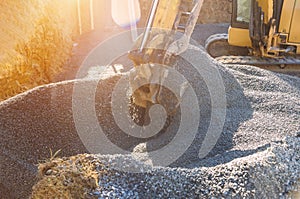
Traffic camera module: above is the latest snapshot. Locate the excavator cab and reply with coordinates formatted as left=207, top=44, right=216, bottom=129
left=228, top=0, right=300, bottom=56
left=228, top=0, right=252, bottom=48
left=205, top=0, right=300, bottom=75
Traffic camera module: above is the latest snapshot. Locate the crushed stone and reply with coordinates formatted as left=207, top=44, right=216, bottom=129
left=0, top=46, right=299, bottom=198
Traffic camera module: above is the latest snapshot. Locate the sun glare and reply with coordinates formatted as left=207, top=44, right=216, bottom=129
left=111, top=0, right=141, bottom=28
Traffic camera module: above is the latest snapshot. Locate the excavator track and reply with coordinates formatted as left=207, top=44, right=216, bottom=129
left=205, top=33, right=249, bottom=57
left=216, top=55, right=300, bottom=76
left=216, top=55, right=300, bottom=66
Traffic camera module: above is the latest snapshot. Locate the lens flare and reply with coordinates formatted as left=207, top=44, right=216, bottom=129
left=111, top=0, right=141, bottom=28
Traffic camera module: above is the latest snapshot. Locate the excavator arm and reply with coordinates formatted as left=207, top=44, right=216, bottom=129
left=128, top=0, right=202, bottom=108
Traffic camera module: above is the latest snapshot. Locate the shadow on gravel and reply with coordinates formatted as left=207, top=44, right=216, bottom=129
left=192, top=143, right=271, bottom=168
left=0, top=81, right=89, bottom=198
left=171, top=60, right=254, bottom=167
left=96, top=53, right=255, bottom=168
left=273, top=71, right=300, bottom=90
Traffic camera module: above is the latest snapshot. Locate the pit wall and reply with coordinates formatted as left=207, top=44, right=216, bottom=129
left=139, top=0, right=231, bottom=24
left=0, top=0, right=77, bottom=101
left=199, top=0, right=231, bottom=23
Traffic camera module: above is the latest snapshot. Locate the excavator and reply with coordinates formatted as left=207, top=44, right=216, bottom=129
left=127, top=0, right=300, bottom=115
left=206, top=0, right=300, bottom=74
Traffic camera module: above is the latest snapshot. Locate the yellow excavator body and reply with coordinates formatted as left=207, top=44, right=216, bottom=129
left=152, top=0, right=181, bottom=30
left=228, top=0, right=300, bottom=56
left=228, top=27, right=251, bottom=47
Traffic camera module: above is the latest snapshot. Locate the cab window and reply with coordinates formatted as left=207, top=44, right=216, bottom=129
left=232, top=0, right=251, bottom=28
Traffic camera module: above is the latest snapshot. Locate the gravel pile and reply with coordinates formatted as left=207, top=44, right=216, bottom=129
left=0, top=46, right=299, bottom=198
left=113, top=135, right=295, bottom=198
left=35, top=136, right=299, bottom=198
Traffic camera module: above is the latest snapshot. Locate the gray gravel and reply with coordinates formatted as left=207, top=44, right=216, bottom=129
left=85, top=135, right=300, bottom=198
left=0, top=45, right=299, bottom=198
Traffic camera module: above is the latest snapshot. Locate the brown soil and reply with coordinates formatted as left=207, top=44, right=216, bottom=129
left=31, top=154, right=99, bottom=199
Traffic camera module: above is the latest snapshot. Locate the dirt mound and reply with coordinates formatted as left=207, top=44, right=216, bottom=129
left=31, top=154, right=99, bottom=199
